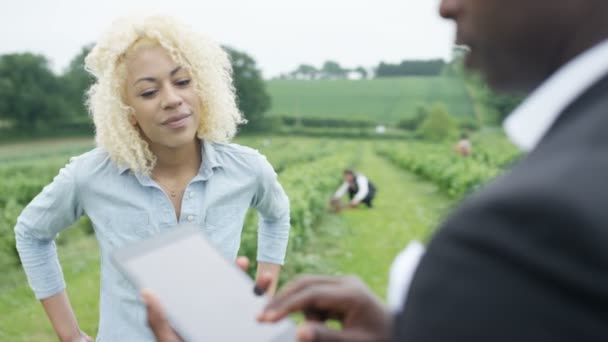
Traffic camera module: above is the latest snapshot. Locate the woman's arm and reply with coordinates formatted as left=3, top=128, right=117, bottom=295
left=250, top=154, right=291, bottom=293
left=255, top=262, right=281, bottom=296
left=15, top=157, right=88, bottom=340
left=333, top=182, right=349, bottom=200
left=42, top=291, right=92, bottom=341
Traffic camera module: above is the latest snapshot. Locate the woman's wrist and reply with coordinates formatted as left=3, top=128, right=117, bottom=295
left=61, top=329, right=90, bottom=342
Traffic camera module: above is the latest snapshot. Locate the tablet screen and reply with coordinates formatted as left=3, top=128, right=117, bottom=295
left=112, top=224, right=295, bottom=341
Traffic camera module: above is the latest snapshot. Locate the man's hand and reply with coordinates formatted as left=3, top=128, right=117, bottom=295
left=329, top=199, right=343, bottom=213
left=142, top=256, right=274, bottom=342
left=258, top=275, right=392, bottom=342
left=141, top=290, right=183, bottom=342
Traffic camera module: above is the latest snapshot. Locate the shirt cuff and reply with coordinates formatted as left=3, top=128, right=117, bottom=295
left=257, top=225, right=290, bottom=265
left=16, top=236, right=67, bottom=299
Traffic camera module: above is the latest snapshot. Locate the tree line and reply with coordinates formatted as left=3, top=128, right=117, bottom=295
left=0, top=45, right=270, bottom=135
left=277, top=58, right=446, bottom=80
left=0, top=43, right=521, bottom=138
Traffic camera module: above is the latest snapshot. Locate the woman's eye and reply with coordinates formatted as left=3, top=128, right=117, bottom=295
left=176, top=79, right=191, bottom=86
left=141, top=90, right=157, bottom=98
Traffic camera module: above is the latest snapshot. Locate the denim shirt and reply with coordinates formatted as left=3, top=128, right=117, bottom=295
left=14, top=140, right=291, bottom=341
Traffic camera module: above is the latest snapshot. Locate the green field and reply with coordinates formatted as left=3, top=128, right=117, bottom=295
left=0, top=133, right=516, bottom=340
left=266, top=76, right=475, bottom=123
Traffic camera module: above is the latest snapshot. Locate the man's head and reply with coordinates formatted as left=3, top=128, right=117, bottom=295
left=343, top=169, right=355, bottom=183
left=439, top=0, right=608, bottom=92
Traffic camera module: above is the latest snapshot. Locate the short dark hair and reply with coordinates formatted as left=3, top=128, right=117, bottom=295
left=343, top=169, right=355, bottom=176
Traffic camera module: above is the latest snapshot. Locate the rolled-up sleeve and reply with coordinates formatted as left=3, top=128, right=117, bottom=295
left=333, top=182, right=348, bottom=200
left=251, top=155, right=290, bottom=265
left=14, top=157, right=83, bottom=299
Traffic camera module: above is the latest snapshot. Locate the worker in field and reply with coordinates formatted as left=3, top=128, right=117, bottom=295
left=453, top=132, right=472, bottom=156
left=330, top=169, right=377, bottom=211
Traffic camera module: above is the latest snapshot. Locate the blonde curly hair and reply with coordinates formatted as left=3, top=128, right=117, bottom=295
left=85, top=15, right=246, bottom=175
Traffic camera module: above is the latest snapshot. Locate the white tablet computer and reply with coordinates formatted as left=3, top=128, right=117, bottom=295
left=111, top=224, right=295, bottom=342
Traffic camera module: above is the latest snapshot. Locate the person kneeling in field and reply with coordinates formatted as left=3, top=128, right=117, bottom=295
left=330, top=169, right=377, bottom=211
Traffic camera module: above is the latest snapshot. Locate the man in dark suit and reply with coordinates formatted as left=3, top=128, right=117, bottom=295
left=145, top=0, right=608, bottom=341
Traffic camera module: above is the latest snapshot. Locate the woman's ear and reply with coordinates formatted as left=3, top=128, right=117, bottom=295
left=128, top=112, right=138, bottom=126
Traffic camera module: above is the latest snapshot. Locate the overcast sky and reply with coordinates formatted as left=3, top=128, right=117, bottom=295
left=1, top=0, right=455, bottom=78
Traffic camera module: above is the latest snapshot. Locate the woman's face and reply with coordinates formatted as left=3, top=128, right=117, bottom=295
left=124, top=45, right=201, bottom=150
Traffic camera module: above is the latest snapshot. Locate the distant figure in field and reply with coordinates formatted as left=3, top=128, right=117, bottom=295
left=454, top=132, right=472, bottom=157
left=330, top=169, right=377, bottom=211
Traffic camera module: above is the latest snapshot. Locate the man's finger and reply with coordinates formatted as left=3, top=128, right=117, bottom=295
left=259, top=284, right=353, bottom=322
left=141, top=289, right=181, bottom=342
left=297, top=322, right=346, bottom=342
left=299, top=322, right=380, bottom=342
left=267, top=275, right=339, bottom=308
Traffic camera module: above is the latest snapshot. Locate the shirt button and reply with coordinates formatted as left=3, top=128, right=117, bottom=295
left=189, top=192, right=194, bottom=199
left=187, top=215, right=194, bottom=222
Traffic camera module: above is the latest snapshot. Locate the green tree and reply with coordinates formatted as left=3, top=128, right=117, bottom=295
left=224, top=46, right=271, bottom=130
left=291, top=64, right=318, bottom=80
left=375, top=59, right=445, bottom=77
left=354, top=66, right=368, bottom=79
left=320, top=60, right=346, bottom=79
left=0, top=53, right=73, bottom=130
left=417, top=103, right=458, bottom=141
left=61, top=44, right=95, bottom=119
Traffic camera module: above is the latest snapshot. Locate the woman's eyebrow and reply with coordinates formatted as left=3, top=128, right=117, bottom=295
left=133, top=66, right=183, bottom=86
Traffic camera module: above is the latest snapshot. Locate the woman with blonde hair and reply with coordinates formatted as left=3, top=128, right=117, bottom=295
left=15, top=15, right=290, bottom=341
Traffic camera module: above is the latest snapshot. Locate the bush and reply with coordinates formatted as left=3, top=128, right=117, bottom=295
left=0, top=200, right=23, bottom=268
left=416, top=103, right=458, bottom=141
left=397, top=104, right=428, bottom=131
left=458, top=117, right=480, bottom=131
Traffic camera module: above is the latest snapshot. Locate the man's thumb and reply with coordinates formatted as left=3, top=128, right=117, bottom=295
left=297, top=322, right=345, bottom=342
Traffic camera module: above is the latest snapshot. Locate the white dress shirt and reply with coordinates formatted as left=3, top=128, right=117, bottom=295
left=333, top=174, right=370, bottom=203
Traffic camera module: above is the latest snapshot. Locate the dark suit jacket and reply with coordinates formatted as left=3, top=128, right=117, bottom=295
left=394, top=74, right=608, bottom=341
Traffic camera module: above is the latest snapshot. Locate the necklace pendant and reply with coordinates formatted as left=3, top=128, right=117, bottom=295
left=170, top=191, right=176, bottom=197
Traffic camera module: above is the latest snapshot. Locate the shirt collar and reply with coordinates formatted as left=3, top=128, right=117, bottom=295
left=118, top=163, right=129, bottom=175
left=198, top=140, right=222, bottom=180
left=117, top=139, right=222, bottom=178
left=504, top=39, right=608, bottom=152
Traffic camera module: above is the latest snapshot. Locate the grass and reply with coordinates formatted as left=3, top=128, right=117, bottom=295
left=267, top=77, right=475, bottom=124
left=311, top=144, right=452, bottom=298
left=0, top=137, right=94, bottom=163
left=0, top=138, right=455, bottom=339
left=0, top=228, right=100, bottom=341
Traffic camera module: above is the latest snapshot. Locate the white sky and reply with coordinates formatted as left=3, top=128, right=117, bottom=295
left=1, top=0, right=455, bottom=78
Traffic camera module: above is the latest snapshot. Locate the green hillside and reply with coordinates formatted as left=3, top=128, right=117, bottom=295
left=266, top=76, right=474, bottom=124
